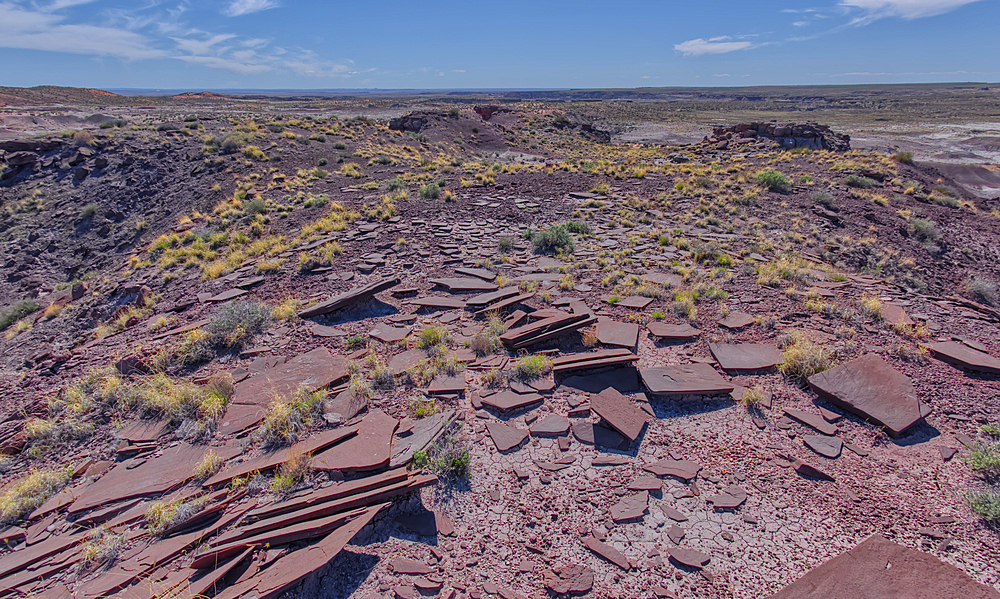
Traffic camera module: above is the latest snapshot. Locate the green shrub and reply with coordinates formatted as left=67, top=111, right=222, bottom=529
left=564, top=220, right=591, bottom=235
left=498, top=238, right=514, bottom=253
left=419, top=183, right=441, bottom=199
left=910, top=218, right=940, bottom=241
left=304, top=194, right=329, bottom=209
left=968, top=487, right=1000, bottom=521
left=844, top=174, right=878, bottom=189
left=243, top=197, right=268, bottom=216
left=333, top=141, right=347, bottom=150
left=156, top=123, right=180, bottom=132
left=0, top=300, right=39, bottom=332
left=755, top=170, right=791, bottom=192
left=205, top=300, right=270, bottom=350
left=892, top=151, right=914, bottom=164
left=413, top=424, right=470, bottom=478
left=512, top=355, right=552, bottom=380
left=531, top=225, right=574, bottom=255
left=384, top=178, right=406, bottom=192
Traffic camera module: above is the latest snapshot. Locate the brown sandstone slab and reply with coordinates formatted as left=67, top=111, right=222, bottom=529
left=389, top=349, right=425, bottom=376
left=590, top=388, right=648, bottom=442
left=709, top=343, right=783, bottom=371
left=370, top=325, right=411, bottom=343
left=466, top=287, right=521, bottom=309
left=640, top=364, right=733, bottom=396
left=784, top=408, right=838, bottom=436
left=582, top=536, right=630, bottom=570
left=706, top=484, right=747, bottom=509
left=481, top=390, right=542, bottom=412
left=529, top=414, right=570, bottom=436
left=596, top=319, right=640, bottom=348
left=455, top=267, right=498, bottom=281
left=643, top=459, right=702, bottom=480
left=926, top=341, right=1000, bottom=374
left=647, top=322, right=701, bottom=340
left=485, top=421, right=528, bottom=452
left=719, top=312, right=755, bottom=330
left=408, top=296, right=467, bottom=310
left=668, top=547, right=710, bottom=569
left=803, top=435, right=843, bottom=458
left=298, top=277, right=399, bottom=318
left=807, top=354, right=922, bottom=437
left=430, top=278, right=498, bottom=292
left=69, top=443, right=207, bottom=513
left=610, top=491, right=648, bottom=522
left=311, top=409, right=398, bottom=472
left=768, top=534, right=1000, bottom=599
left=571, top=421, right=628, bottom=449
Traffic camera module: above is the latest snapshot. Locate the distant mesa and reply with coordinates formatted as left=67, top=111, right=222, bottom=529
left=172, top=91, right=229, bottom=100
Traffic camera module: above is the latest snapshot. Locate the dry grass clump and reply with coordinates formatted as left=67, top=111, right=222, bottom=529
left=193, top=449, right=223, bottom=479
left=0, top=467, right=73, bottom=523
left=778, top=333, right=832, bottom=380
left=145, top=495, right=209, bottom=535
left=79, top=527, right=125, bottom=570
left=512, top=355, right=552, bottom=380
left=253, top=387, right=325, bottom=446
left=271, top=450, right=311, bottom=492
left=469, top=313, right=505, bottom=356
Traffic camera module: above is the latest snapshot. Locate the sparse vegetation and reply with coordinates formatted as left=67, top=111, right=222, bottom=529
left=0, top=467, right=73, bottom=523
left=755, top=170, right=791, bottom=192
left=531, top=224, right=574, bottom=255
left=412, top=423, right=470, bottom=479
left=778, top=333, right=832, bottom=380
left=0, top=300, right=39, bottom=332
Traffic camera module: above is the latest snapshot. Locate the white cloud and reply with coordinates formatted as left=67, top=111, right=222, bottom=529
left=840, top=0, right=984, bottom=24
left=175, top=54, right=271, bottom=74
left=171, top=33, right=236, bottom=55
left=793, top=20, right=809, bottom=26
left=674, top=38, right=753, bottom=56
left=223, top=0, right=279, bottom=17
left=0, top=2, right=164, bottom=60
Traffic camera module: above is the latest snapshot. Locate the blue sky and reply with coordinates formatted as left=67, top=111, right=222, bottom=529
left=0, top=0, right=995, bottom=90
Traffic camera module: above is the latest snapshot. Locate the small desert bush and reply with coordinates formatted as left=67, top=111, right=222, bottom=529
left=531, top=225, right=574, bottom=255
left=778, top=333, right=832, bottom=380
left=254, top=387, right=325, bottom=446
left=564, top=220, right=591, bottom=235
left=0, top=467, right=73, bottom=523
left=892, top=151, right=914, bottom=165
left=964, top=276, right=998, bottom=307
left=193, top=449, right=223, bottom=479
left=79, top=527, right=125, bottom=569
left=498, top=237, right=515, bottom=253
left=469, top=314, right=505, bottom=356
left=736, top=385, right=767, bottom=407
left=968, top=440, right=1000, bottom=477
left=968, top=486, right=1000, bottom=521
left=205, top=300, right=270, bottom=350
left=271, top=450, right=311, bottom=492
left=339, top=163, right=364, bottom=178
left=412, top=423, right=470, bottom=479
left=0, top=300, right=39, bottom=332
left=755, top=170, right=791, bottom=192
left=844, top=174, right=878, bottom=189
left=910, top=218, right=941, bottom=241
left=271, top=297, right=301, bottom=321
left=419, top=183, right=441, bottom=199
left=417, top=326, right=450, bottom=351
left=859, top=295, right=883, bottom=321
left=512, top=355, right=552, bottom=380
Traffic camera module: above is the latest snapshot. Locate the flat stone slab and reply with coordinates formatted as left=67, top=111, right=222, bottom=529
left=706, top=484, right=747, bottom=509
left=467, top=287, right=521, bottom=308
left=543, top=564, right=594, bottom=595
left=768, top=534, right=1000, bottom=599
left=389, top=349, right=425, bottom=376
left=804, top=434, right=843, bottom=458
left=640, top=364, right=733, bottom=396
left=485, top=421, right=528, bottom=452
left=709, top=343, right=783, bottom=371
left=454, top=267, right=497, bottom=281
left=881, top=303, right=914, bottom=326
left=430, top=277, right=498, bottom=292
left=70, top=444, right=207, bottom=513
left=627, top=476, right=663, bottom=491
left=390, top=557, right=433, bottom=575
left=612, top=296, right=653, bottom=309
left=205, top=288, right=248, bottom=303
left=668, top=547, right=710, bottom=569
left=582, top=537, right=630, bottom=570
left=719, top=312, right=755, bottom=329
left=311, top=409, right=398, bottom=472
left=590, top=388, right=648, bottom=442
left=529, top=414, right=571, bottom=436
left=610, top=491, right=648, bottom=522
left=643, top=459, right=702, bottom=481
left=808, top=354, right=922, bottom=437
left=792, top=459, right=834, bottom=481
left=427, top=375, right=466, bottom=394
left=220, top=347, right=348, bottom=434
left=926, top=341, right=1000, bottom=374
left=647, top=322, right=701, bottom=340
left=481, top=390, right=543, bottom=412
left=370, top=326, right=411, bottom=343
left=784, top=408, right=838, bottom=436
left=596, top=319, right=640, bottom=348
left=299, top=277, right=399, bottom=318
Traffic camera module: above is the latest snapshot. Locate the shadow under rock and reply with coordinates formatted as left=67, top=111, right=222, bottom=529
left=313, top=298, right=399, bottom=327
left=297, top=549, right=379, bottom=599
left=648, top=394, right=735, bottom=419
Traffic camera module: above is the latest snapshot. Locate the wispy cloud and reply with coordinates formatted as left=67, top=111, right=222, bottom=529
left=674, top=37, right=753, bottom=56
left=840, top=0, right=984, bottom=24
left=222, top=0, right=279, bottom=17
left=0, top=1, right=164, bottom=60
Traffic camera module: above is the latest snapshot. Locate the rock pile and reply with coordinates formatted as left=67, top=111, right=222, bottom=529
left=709, top=122, right=851, bottom=151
